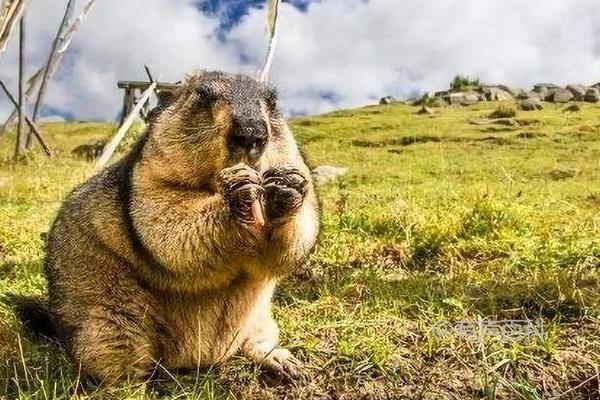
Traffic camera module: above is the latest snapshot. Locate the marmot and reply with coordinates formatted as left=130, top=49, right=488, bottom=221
left=16, top=71, right=320, bottom=384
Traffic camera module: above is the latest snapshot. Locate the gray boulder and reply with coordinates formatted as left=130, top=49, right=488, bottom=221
left=482, top=86, right=513, bottom=101
left=534, top=83, right=560, bottom=92
left=379, top=96, right=396, bottom=105
left=498, top=85, right=525, bottom=98
left=551, top=88, right=574, bottom=103
left=312, top=165, right=348, bottom=186
left=533, top=83, right=559, bottom=101
left=566, top=84, right=588, bottom=100
left=447, top=92, right=465, bottom=105
left=519, top=97, right=543, bottom=111
left=584, top=88, right=600, bottom=103
left=528, top=91, right=545, bottom=101
left=461, top=92, right=480, bottom=105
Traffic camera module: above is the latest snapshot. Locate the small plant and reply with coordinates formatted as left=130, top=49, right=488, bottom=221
left=489, top=104, right=517, bottom=119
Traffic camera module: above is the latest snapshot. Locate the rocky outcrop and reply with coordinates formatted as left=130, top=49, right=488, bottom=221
left=401, top=81, right=600, bottom=110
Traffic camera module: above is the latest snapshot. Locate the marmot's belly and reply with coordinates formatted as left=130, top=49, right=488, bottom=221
left=158, top=278, right=270, bottom=369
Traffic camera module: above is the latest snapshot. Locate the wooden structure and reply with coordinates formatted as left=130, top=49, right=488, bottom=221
left=117, top=81, right=179, bottom=124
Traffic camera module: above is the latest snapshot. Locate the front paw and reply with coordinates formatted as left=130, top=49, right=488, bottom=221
left=220, top=164, right=264, bottom=224
left=263, top=166, right=308, bottom=223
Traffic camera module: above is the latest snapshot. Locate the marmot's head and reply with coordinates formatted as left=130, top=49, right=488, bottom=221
left=145, top=70, right=281, bottom=187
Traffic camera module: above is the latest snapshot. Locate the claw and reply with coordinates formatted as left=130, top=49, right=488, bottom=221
left=251, top=200, right=265, bottom=227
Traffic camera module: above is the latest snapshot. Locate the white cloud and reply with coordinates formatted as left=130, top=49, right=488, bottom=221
left=1, top=0, right=600, bottom=120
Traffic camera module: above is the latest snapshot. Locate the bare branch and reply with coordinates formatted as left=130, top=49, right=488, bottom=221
left=0, top=0, right=29, bottom=59
left=95, top=82, right=157, bottom=171
left=258, top=0, right=281, bottom=83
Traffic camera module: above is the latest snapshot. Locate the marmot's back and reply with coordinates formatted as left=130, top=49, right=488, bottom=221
left=45, top=158, right=139, bottom=325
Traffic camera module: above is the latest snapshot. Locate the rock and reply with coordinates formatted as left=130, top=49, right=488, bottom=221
left=534, top=83, right=560, bottom=92
left=543, top=88, right=558, bottom=101
left=434, top=90, right=451, bottom=98
left=526, top=91, right=545, bottom=102
left=482, top=87, right=513, bottom=101
left=592, top=83, right=600, bottom=90
left=461, top=92, right=480, bottom=105
left=563, top=103, right=581, bottom=112
left=566, top=84, right=588, bottom=100
left=498, top=85, right=525, bottom=98
left=469, top=118, right=519, bottom=126
left=429, top=97, right=447, bottom=108
left=533, top=83, right=559, bottom=101
left=584, top=88, right=600, bottom=103
left=71, top=140, right=107, bottom=161
left=312, top=166, right=348, bottom=186
left=417, top=105, right=434, bottom=115
left=519, top=98, right=543, bottom=111
left=444, top=92, right=480, bottom=106
left=447, top=92, right=465, bottom=105
left=551, top=88, right=574, bottom=103
left=492, top=118, right=519, bottom=126
left=379, top=96, right=396, bottom=105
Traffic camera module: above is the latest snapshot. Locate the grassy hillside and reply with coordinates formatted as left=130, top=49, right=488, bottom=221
left=0, top=101, right=599, bottom=399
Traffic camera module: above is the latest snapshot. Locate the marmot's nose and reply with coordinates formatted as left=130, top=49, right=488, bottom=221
left=229, top=119, right=267, bottom=160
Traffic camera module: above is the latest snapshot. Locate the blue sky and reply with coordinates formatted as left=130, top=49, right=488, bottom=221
left=201, top=0, right=312, bottom=32
left=1, top=0, right=600, bottom=121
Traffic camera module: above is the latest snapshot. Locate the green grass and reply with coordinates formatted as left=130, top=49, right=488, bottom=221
left=1, top=100, right=600, bottom=399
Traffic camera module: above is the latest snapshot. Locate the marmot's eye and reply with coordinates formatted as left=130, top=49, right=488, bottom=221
left=265, top=88, right=278, bottom=111
left=195, top=85, right=219, bottom=108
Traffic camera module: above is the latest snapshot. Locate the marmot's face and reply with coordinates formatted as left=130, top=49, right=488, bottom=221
left=153, top=71, right=280, bottom=186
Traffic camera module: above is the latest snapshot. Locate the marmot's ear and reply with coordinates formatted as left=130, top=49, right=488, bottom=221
left=156, top=89, right=177, bottom=109
left=145, top=89, right=178, bottom=123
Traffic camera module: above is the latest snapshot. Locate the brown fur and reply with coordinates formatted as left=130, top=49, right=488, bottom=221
left=37, top=71, right=319, bottom=384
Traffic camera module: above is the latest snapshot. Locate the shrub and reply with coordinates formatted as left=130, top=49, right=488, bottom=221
left=489, top=104, right=517, bottom=119
left=449, top=75, right=481, bottom=92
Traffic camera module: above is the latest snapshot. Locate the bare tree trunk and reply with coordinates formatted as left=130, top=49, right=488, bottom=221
left=14, top=14, right=25, bottom=159
left=25, top=0, right=76, bottom=148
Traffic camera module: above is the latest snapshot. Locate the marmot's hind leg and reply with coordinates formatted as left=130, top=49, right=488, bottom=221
left=72, top=306, right=158, bottom=385
left=242, top=308, right=303, bottom=380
